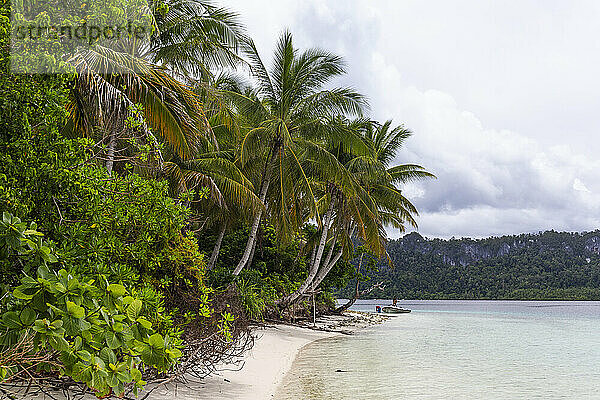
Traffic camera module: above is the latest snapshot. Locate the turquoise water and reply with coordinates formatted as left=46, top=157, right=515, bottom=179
left=276, top=300, right=600, bottom=399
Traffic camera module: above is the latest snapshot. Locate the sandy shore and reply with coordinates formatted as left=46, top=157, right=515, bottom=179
left=150, top=311, right=386, bottom=400
left=13, top=312, right=385, bottom=400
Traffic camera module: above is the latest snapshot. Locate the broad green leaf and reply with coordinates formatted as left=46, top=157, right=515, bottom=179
left=131, top=367, right=142, bottom=382
left=136, top=317, right=152, bottom=329
left=63, top=316, right=82, bottom=336
left=77, top=350, right=92, bottom=362
left=2, top=211, right=10, bottom=225
left=13, top=288, right=33, bottom=300
left=148, top=333, right=164, bottom=349
left=37, top=265, right=51, bottom=279
left=105, top=332, right=121, bottom=349
left=50, top=320, right=63, bottom=329
left=112, top=322, right=124, bottom=333
left=116, top=370, right=131, bottom=383
left=100, top=347, right=117, bottom=365
left=66, top=301, right=85, bottom=319
left=126, top=299, right=142, bottom=321
left=107, top=284, right=126, bottom=298
left=54, top=282, right=67, bottom=293
left=79, top=319, right=91, bottom=331
left=46, top=302, right=65, bottom=316
left=48, top=335, right=70, bottom=352
left=20, top=275, right=38, bottom=288
left=19, top=308, right=36, bottom=326
left=2, top=312, right=21, bottom=329
left=67, top=278, right=79, bottom=291
left=166, top=348, right=182, bottom=358
left=94, top=356, right=106, bottom=370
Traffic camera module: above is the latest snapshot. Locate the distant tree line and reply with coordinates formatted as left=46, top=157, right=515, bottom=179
left=338, top=231, right=600, bottom=300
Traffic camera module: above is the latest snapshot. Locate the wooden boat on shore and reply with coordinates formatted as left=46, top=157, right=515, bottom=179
left=376, top=305, right=411, bottom=314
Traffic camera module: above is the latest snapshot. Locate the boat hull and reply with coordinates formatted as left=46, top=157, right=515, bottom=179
left=379, top=306, right=411, bottom=314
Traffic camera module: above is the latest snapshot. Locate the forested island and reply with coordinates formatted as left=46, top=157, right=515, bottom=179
left=339, top=231, right=600, bottom=300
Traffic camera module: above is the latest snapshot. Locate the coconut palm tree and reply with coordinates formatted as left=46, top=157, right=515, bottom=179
left=280, top=119, right=435, bottom=306
left=308, top=120, right=436, bottom=292
left=149, top=0, right=247, bottom=79
left=224, top=31, right=368, bottom=275
left=65, top=0, right=247, bottom=171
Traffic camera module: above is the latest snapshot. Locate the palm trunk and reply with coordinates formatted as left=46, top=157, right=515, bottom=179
left=207, top=224, right=226, bottom=270
left=321, top=230, right=338, bottom=271
left=105, top=131, right=116, bottom=175
left=233, top=163, right=272, bottom=276
left=278, top=200, right=335, bottom=306
left=247, top=233, right=258, bottom=268
left=311, top=226, right=356, bottom=290
left=312, top=247, right=343, bottom=289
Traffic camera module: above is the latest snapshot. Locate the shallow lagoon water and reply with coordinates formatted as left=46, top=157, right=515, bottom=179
left=276, top=300, right=600, bottom=399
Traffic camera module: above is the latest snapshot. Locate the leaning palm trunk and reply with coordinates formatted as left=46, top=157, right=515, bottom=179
left=310, top=225, right=356, bottom=291
left=207, top=225, right=226, bottom=270
left=336, top=281, right=385, bottom=313
left=311, top=247, right=344, bottom=290
left=321, top=231, right=338, bottom=271
left=278, top=200, right=335, bottom=306
left=233, top=163, right=273, bottom=275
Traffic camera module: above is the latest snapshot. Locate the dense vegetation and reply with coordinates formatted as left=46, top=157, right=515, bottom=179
left=338, top=231, right=600, bottom=300
left=0, top=0, right=431, bottom=396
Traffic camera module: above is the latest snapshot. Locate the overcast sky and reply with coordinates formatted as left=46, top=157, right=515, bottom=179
left=222, top=0, right=600, bottom=239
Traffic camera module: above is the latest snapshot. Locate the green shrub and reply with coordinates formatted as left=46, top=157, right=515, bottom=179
left=0, top=212, right=182, bottom=397
left=235, top=278, right=269, bottom=321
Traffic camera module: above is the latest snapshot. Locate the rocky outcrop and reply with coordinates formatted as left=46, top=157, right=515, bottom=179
left=585, top=236, right=600, bottom=255
left=392, top=230, right=600, bottom=267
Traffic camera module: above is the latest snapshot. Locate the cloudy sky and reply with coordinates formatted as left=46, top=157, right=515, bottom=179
left=222, top=0, right=600, bottom=239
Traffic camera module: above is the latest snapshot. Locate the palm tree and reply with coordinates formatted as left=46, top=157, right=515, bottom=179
left=276, top=118, right=370, bottom=305
left=309, top=120, right=436, bottom=292
left=149, top=0, right=247, bottom=79
left=66, top=47, right=210, bottom=167
left=280, top=119, right=435, bottom=306
left=224, top=31, right=368, bottom=275
left=65, top=0, right=247, bottom=172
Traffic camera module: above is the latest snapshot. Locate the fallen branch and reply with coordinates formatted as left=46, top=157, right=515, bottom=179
left=335, top=281, right=386, bottom=314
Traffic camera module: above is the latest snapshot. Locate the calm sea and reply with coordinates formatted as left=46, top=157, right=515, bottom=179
left=276, top=300, right=600, bottom=399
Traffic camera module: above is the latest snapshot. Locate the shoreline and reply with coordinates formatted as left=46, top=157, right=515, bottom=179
left=150, top=311, right=387, bottom=400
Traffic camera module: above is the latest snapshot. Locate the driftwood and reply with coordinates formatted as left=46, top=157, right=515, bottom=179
left=335, top=281, right=386, bottom=314
left=335, top=253, right=386, bottom=314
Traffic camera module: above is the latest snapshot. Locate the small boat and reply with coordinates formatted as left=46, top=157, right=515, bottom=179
left=376, top=305, right=411, bottom=314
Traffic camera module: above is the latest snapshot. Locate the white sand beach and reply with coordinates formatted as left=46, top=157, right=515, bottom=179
left=150, top=324, right=335, bottom=400
left=151, top=312, right=385, bottom=400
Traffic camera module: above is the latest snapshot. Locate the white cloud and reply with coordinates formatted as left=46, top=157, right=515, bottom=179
left=573, top=178, right=591, bottom=193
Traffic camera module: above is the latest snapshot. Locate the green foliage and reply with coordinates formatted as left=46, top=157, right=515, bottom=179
left=0, top=119, right=210, bottom=297
left=0, top=212, right=57, bottom=287
left=204, top=224, right=308, bottom=282
left=234, top=278, right=271, bottom=321
left=205, top=224, right=313, bottom=315
left=0, top=213, right=181, bottom=396
left=217, top=311, right=235, bottom=342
